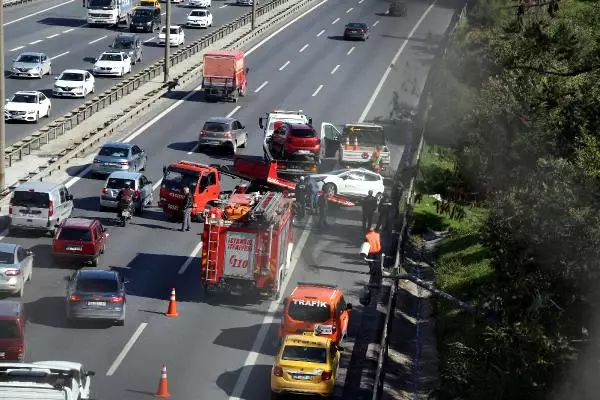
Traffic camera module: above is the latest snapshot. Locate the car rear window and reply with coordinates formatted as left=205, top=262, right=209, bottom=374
left=290, top=128, right=315, bottom=138
left=76, top=277, right=118, bottom=292
left=11, top=191, right=50, bottom=208
left=0, top=252, right=13, bottom=265
left=287, top=301, right=331, bottom=323
left=58, top=228, right=92, bottom=242
left=282, top=345, right=327, bottom=363
left=0, top=320, right=19, bottom=339
left=203, top=122, right=229, bottom=132
left=99, top=146, right=128, bottom=158
left=346, top=23, right=365, bottom=29
left=107, top=178, right=136, bottom=189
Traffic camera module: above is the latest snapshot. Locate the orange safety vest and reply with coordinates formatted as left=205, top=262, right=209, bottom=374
left=365, top=231, right=381, bottom=254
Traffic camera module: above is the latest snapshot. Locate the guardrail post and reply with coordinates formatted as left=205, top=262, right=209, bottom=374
left=0, top=7, right=5, bottom=189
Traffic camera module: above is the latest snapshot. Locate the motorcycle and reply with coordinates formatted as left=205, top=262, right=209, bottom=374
left=118, top=201, right=133, bottom=227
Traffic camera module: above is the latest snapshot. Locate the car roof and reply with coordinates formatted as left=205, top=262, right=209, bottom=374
left=134, top=5, right=158, bottom=10
left=62, top=218, right=96, bottom=229
left=103, top=142, right=132, bottom=149
left=107, top=171, right=142, bottom=180
left=205, top=117, right=234, bottom=124
left=13, top=91, right=41, bottom=96
left=0, top=301, right=22, bottom=317
left=76, top=268, right=118, bottom=280
left=16, top=52, right=45, bottom=57
left=101, top=51, right=124, bottom=55
left=289, top=283, right=340, bottom=301
left=116, top=33, right=137, bottom=40
left=347, top=22, right=367, bottom=25
left=32, top=361, right=83, bottom=371
left=16, top=181, right=61, bottom=192
left=60, top=69, right=88, bottom=74
left=343, top=123, right=383, bottom=128
left=0, top=243, right=17, bottom=254
left=283, top=334, right=331, bottom=347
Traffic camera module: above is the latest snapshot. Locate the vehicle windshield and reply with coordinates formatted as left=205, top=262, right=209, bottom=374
left=202, top=122, right=229, bottom=132
left=190, top=10, right=207, bottom=16
left=287, top=302, right=331, bottom=323
left=163, top=169, right=199, bottom=192
left=139, top=0, right=155, bottom=5
left=161, top=27, right=180, bottom=34
left=290, top=128, right=315, bottom=138
left=0, top=321, right=19, bottom=339
left=76, top=278, right=118, bottom=292
left=341, top=125, right=385, bottom=146
left=107, top=178, right=135, bottom=189
left=99, top=53, right=123, bottom=62
left=10, top=94, right=37, bottom=104
left=58, top=73, right=84, bottom=82
left=267, top=118, right=304, bottom=132
left=113, top=40, right=135, bottom=50
left=11, top=191, right=49, bottom=208
left=99, top=146, right=128, bottom=158
left=282, top=345, right=327, bottom=363
left=58, top=228, right=92, bottom=242
left=346, top=23, right=366, bottom=29
left=0, top=252, right=13, bottom=265
left=88, top=0, right=113, bottom=8
left=16, top=54, right=40, bottom=63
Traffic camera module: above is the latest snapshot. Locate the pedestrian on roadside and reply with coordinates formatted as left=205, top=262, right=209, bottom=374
left=376, top=193, right=393, bottom=231
left=181, top=186, right=194, bottom=232
left=318, top=192, right=329, bottom=228
left=361, top=190, right=378, bottom=232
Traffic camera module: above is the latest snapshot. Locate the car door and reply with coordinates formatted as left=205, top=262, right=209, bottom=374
left=138, top=175, right=151, bottom=205
left=136, top=39, right=142, bottom=59
left=123, top=53, right=130, bottom=72
left=231, top=121, right=242, bottom=143
left=41, top=54, right=50, bottom=75
left=339, top=171, right=363, bottom=195
left=38, top=92, right=50, bottom=115
left=79, top=367, right=92, bottom=399
left=131, top=145, right=143, bottom=170
left=321, top=122, right=341, bottom=158
left=363, top=171, right=383, bottom=195
left=15, top=247, right=27, bottom=282
left=179, top=27, right=184, bottom=43
left=56, top=187, right=68, bottom=222
left=63, top=186, right=74, bottom=218
left=207, top=10, right=212, bottom=24
left=337, top=296, right=349, bottom=338
left=85, top=72, right=94, bottom=93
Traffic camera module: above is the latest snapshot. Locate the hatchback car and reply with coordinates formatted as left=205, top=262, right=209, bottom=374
left=65, top=268, right=126, bottom=326
left=343, top=22, right=369, bottom=40
left=11, top=52, right=51, bottom=78
left=312, top=168, right=385, bottom=198
left=0, top=244, right=33, bottom=298
left=52, top=218, right=109, bottom=267
left=91, top=142, right=147, bottom=176
left=0, top=301, right=26, bottom=362
left=111, top=33, right=143, bottom=64
left=269, top=123, right=321, bottom=161
left=99, top=171, right=154, bottom=213
left=198, top=117, right=248, bottom=154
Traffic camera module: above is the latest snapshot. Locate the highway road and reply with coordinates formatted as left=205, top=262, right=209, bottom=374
left=4, top=0, right=256, bottom=146
left=0, top=0, right=459, bottom=398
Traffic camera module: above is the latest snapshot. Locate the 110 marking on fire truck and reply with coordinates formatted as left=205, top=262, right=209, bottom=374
left=224, top=232, right=256, bottom=277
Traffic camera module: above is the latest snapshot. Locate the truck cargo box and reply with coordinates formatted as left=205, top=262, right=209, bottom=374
left=202, top=50, right=245, bottom=79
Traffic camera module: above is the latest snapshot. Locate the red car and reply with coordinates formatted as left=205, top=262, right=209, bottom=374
left=0, top=301, right=26, bottom=362
left=52, top=218, right=109, bottom=267
left=269, top=123, right=321, bottom=160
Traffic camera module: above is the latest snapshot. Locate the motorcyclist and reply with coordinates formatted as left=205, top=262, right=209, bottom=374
left=116, top=182, right=135, bottom=218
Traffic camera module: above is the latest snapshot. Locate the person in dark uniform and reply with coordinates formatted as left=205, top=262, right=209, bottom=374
left=317, top=192, right=329, bottom=228
left=361, top=190, right=378, bottom=232
left=376, top=193, right=393, bottom=231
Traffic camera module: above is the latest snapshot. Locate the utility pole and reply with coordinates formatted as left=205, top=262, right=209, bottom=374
left=163, top=0, right=171, bottom=82
left=0, top=7, right=5, bottom=190
left=251, top=0, right=256, bottom=30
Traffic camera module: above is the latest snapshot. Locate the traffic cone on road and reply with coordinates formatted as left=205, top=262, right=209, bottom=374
left=165, top=288, right=179, bottom=318
left=344, top=136, right=350, bottom=150
left=155, top=364, right=170, bottom=398
left=353, top=137, right=359, bottom=150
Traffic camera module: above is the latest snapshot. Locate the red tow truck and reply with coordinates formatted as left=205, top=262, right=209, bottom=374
left=202, top=50, right=248, bottom=102
left=201, top=191, right=294, bottom=298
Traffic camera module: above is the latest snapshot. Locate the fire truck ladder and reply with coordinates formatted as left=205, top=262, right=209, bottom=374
left=204, top=217, right=222, bottom=283
left=250, top=192, right=284, bottom=224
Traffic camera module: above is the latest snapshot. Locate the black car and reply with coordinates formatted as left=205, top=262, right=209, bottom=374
left=65, top=268, right=127, bottom=326
left=343, top=22, right=369, bottom=41
left=129, top=6, right=161, bottom=32
left=111, top=34, right=143, bottom=65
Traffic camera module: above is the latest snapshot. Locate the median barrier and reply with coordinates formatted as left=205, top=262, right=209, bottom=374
left=3, top=0, right=34, bottom=7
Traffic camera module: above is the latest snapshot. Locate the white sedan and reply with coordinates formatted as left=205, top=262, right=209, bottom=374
left=93, top=51, right=132, bottom=77
left=158, top=25, right=185, bottom=46
left=53, top=69, right=95, bottom=98
left=186, top=9, right=213, bottom=28
left=311, top=168, right=385, bottom=198
left=5, top=91, right=51, bottom=123
left=189, top=0, right=210, bottom=6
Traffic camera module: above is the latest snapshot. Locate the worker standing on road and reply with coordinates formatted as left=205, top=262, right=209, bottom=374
left=309, top=177, right=320, bottom=213
left=376, top=193, right=393, bottom=231
left=370, top=146, right=383, bottom=172
left=181, top=186, right=194, bottom=232
left=361, top=190, right=378, bottom=232
left=365, top=228, right=382, bottom=273
left=317, top=192, right=329, bottom=228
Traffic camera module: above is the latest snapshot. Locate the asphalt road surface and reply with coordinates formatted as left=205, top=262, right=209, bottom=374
left=4, top=0, right=257, bottom=146
left=0, top=0, right=458, bottom=398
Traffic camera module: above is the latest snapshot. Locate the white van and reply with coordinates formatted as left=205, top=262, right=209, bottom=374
left=9, top=182, right=74, bottom=235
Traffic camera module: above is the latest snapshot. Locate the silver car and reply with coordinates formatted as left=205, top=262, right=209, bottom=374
left=11, top=52, right=52, bottom=78
left=99, top=171, right=154, bottom=213
left=91, top=142, right=147, bottom=176
left=0, top=243, right=33, bottom=298
left=198, top=117, right=249, bottom=155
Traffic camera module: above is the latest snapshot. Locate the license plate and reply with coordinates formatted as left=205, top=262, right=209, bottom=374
left=87, top=301, right=106, bottom=306
left=66, top=246, right=82, bottom=251
left=168, top=204, right=178, bottom=210
left=314, top=324, right=333, bottom=334
left=291, top=374, right=313, bottom=380
left=0, top=352, right=5, bottom=358
left=295, top=150, right=311, bottom=155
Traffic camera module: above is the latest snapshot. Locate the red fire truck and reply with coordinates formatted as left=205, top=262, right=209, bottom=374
left=201, top=191, right=294, bottom=299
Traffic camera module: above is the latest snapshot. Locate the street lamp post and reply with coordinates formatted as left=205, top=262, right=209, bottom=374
left=251, top=0, right=256, bottom=30
left=0, top=8, right=5, bottom=190
left=163, top=0, right=171, bottom=82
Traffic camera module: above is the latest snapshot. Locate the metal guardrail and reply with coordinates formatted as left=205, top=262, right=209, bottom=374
left=4, top=0, right=294, bottom=167
left=3, top=0, right=33, bottom=7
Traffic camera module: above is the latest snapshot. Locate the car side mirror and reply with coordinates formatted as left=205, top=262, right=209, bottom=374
left=341, top=176, right=348, bottom=180
left=258, top=117, right=263, bottom=129
left=282, top=297, right=288, bottom=307
left=139, top=167, right=145, bottom=171
left=26, top=250, right=33, bottom=257
left=147, top=180, right=153, bottom=185
left=54, top=77, right=58, bottom=80
left=346, top=303, right=352, bottom=311
left=66, top=194, right=74, bottom=201
left=308, top=117, right=313, bottom=125
left=124, top=280, right=130, bottom=284
left=241, top=125, right=245, bottom=129
left=54, top=224, right=61, bottom=228
left=162, top=166, right=167, bottom=175
left=86, top=371, right=96, bottom=376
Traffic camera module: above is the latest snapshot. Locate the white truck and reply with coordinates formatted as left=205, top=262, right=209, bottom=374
left=0, top=362, right=95, bottom=400
left=258, top=110, right=312, bottom=138
left=84, top=0, right=133, bottom=27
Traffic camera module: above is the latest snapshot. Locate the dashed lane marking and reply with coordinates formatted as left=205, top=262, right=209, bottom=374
left=372, top=20, right=379, bottom=27
left=10, top=46, right=24, bottom=52
left=317, top=29, right=325, bottom=37
left=4, top=0, right=75, bottom=26
left=254, top=81, right=268, bottom=93
left=346, top=7, right=353, bottom=12
left=299, top=43, right=309, bottom=52
left=88, top=35, right=108, bottom=45
left=332, top=17, right=340, bottom=24
left=178, top=242, right=203, bottom=275
left=278, top=60, right=290, bottom=71
left=347, top=46, right=355, bottom=55
left=51, top=51, right=70, bottom=60
left=311, top=84, right=323, bottom=97
left=63, top=28, right=75, bottom=33
left=331, top=64, right=340, bottom=74
left=46, top=34, right=60, bottom=39
left=29, top=40, right=43, bottom=45
left=106, top=322, right=148, bottom=376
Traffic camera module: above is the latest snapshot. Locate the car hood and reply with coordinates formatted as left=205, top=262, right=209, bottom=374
left=12, top=61, right=41, bottom=70
left=5, top=102, right=37, bottom=112
left=94, top=60, right=123, bottom=68
left=55, top=79, right=84, bottom=87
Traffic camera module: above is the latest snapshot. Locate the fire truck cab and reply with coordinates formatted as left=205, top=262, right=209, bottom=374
left=159, top=160, right=221, bottom=220
left=201, top=191, right=294, bottom=299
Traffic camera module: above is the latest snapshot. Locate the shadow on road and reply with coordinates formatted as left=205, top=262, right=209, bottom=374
left=37, top=17, right=86, bottom=27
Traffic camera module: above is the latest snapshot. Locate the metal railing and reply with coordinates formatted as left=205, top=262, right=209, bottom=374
left=3, top=0, right=33, bottom=7
left=4, top=0, right=296, bottom=167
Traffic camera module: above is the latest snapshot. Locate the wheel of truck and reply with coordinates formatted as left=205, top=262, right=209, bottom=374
left=229, top=142, right=237, bottom=155
left=323, top=183, right=336, bottom=195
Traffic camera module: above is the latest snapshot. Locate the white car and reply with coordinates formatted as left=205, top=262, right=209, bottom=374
left=186, top=9, right=213, bottom=28
left=28, top=361, right=94, bottom=399
left=158, top=25, right=185, bottom=46
left=311, top=168, right=385, bottom=198
left=5, top=91, right=51, bottom=123
left=189, top=0, right=210, bottom=7
left=93, top=51, right=132, bottom=77
left=53, top=69, right=95, bottom=98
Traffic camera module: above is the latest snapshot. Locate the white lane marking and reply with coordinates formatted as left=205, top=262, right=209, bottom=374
left=332, top=17, right=340, bottom=24
left=144, top=36, right=156, bottom=43
left=347, top=46, right=355, bottom=55
left=187, top=144, right=199, bottom=155
left=311, top=85, right=323, bottom=97
left=10, top=46, right=24, bottom=52
left=4, top=0, right=75, bottom=26
left=330, top=64, right=340, bottom=74
left=219, top=4, right=228, bottom=8
left=88, top=35, right=108, bottom=45
left=51, top=51, right=70, bottom=60
left=278, top=61, right=290, bottom=71
left=0, top=228, right=8, bottom=241
left=359, top=1, right=436, bottom=122
left=254, top=81, right=268, bottom=93
left=372, top=20, right=379, bottom=27
left=63, top=28, right=75, bottom=33
left=227, top=106, right=241, bottom=117
left=358, top=0, right=363, bottom=3
left=46, top=34, right=60, bottom=39
left=299, top=43, right=309, bottom=52
left=346, top=7, right=353, bottom=12
left=65, top=0, right=329, bottom=188
left=228, top=217, right=313, bottom=400
left=317, top=29, right=325, bottom=37
left=161, top=12, right=166, bottom=15
left=29, top=40, right=43, bottom=45
left=106, top=322, right=148, bottom=376
left=178, top=241, right=202, bottom=274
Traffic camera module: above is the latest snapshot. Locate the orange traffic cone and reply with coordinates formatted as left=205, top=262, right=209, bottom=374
left=155, top=364, right=170, bottom=398
left=344, top=136, right=350, bottom=150
left=353, top=137, right=359, bottom=150
left=165, top=288, right=178, bottom=318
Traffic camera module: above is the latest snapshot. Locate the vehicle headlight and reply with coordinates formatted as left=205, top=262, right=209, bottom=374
left=146, top=21, right=152, bottom=25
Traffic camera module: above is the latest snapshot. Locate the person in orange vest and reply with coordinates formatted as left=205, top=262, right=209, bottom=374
left=365, top=228, right=382, bottom=272
left=370, top=146, right=383, bottom=172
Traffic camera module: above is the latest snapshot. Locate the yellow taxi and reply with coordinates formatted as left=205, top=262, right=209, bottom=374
left=271, top=333, right=341, bottom=398
left=138, top=0, right=160, bottom=8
